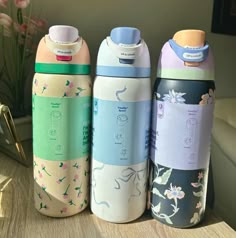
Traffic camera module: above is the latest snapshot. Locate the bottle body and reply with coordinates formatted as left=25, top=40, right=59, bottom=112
left=151, top=78, right=215, bottom=227
left=33, top=73, right=91, bottom=217
left=150, top=31, right=215, bottom=227
left=33, top=25, right=91, bottom=217
left=91, top=76, right=151, bottom=223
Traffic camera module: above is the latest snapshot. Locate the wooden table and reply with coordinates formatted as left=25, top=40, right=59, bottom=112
left=0, top=153, right=235, bottom=238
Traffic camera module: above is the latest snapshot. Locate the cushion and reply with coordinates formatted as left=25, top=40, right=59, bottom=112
left=212, top=98, right=236, bottom=166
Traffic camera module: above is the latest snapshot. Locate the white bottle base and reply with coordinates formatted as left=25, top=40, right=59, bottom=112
left=90, top=159, right=147, bottom=223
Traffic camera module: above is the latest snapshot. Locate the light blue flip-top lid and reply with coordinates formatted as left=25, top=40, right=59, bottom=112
left=110, top=27, right=141, bottom=45
left=96, top=27, right=151, bottom=78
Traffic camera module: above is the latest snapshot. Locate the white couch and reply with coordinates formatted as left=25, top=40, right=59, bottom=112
left=210, top=98, right=236, bottom=230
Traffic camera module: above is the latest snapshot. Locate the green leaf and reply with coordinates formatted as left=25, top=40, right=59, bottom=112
left=66, top=80, right=70, bottom=86
left=193, top=191, right=203, bottom=197
left=190, top=212, right=200, bottom=224
left=152, top=202, right=161, bottom=214
left=77, top=87, right=84, bottom=91
left=17, top=9, right=23, bottom=25
left=171, top=204, right=179, bottom=213
left=154, top=169, right=172, bottom=185
left=152, top=188, right=166, bottom=199
left=163, top=214, right=173, bottom=224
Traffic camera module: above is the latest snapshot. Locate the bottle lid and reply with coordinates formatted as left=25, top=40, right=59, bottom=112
left=49, top=25, right=79, bottom=43
left=96, top=27, right=150, bottom=78
left=110, top=27, right=141, bottom=45
left=173, top=29, right=205, bottom=48
left=172, top=29, right=206, bottom=66
left=157, top=29, right=214, bottom=81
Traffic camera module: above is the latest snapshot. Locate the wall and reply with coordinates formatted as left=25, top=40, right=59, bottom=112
left=34, top=0, right=236, bottom=98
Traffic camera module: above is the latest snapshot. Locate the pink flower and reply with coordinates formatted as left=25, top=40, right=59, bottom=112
left=199, top=89, right=215, bottom=105
left=74, top=174, right=79, bottom=180
left=198, top=172, right=204, bottom=180
left=28, top=17, right=47, bottom=31
left=41, top=164, right=45, bottom=169
left=35, top=19, right=47, bottom=29
left=20, top=23, right=27, bottom=33
left=0, top=14, right=13, bottom=36
left=62, top=164, right=67, bottom=170
left=191, top=182, right=200, bottom=188
left=164, top=183, right=185, bottom=200
left=0, top=13, right=12, bottom=28
left=14, top=0, right=30, bottom=9
left=56, top=180, right=61, bottom=184
left=22, top=20, right=37, bottom=35
left=196, top=202, right=202, bottom=209
left=63, top=194, right=68, bottom=199
left=39, top=173, right=43, bottom=178
left=0, top=0, right=8, bottom=8
left=69, top=82, right=74, bottom=88
left=62, top=207, right=67, bottom=213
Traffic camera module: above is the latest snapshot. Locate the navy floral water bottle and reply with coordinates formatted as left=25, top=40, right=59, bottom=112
left=150, top=30, right=215, bottom=227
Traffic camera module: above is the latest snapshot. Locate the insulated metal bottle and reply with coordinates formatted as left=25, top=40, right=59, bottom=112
left=91, top=27, right=151, bottom=223
left=33, top=25, right=91, bottom=217
left=150, top=30, right=215, bottom=227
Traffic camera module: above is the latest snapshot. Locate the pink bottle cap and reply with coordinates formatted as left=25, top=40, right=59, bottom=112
left=49, top=25, right=79, bottom=43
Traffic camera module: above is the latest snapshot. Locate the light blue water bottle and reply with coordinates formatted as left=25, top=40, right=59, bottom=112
left=91, top=27, right=151, bottom=223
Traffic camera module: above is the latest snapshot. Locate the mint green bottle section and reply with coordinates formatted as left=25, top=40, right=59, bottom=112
left=33, top=95, right=91, bottom=161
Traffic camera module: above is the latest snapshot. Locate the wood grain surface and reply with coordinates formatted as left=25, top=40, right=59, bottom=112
left=0, top=153, right=235, bottom=238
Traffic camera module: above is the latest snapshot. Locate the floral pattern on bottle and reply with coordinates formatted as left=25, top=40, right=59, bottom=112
left=34, top=156, right=89, bottom=217
left=199, top=89, right=215, bottom=105
left=41, top=83, right=48, bottom=93
left=151, top=165, right=185, bottom=225
left=33, top=61, right=91, bottom=218
left=32, top=74, right=91, bottom=97
left=162, top=89, right=186, bottom=104
left=190, top=171, right=206, bottom=224
left=151, top=78, right=215, bottom=227
left=151, top=162, right=209, bottom=227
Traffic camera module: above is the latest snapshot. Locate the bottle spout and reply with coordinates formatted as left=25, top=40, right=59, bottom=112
left=49, top=25, right=79, bottom=44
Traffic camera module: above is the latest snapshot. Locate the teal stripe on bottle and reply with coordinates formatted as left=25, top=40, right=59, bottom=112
left=35, top=63, right=91, bottom=75
left=33, top=95, right=91, bottom=161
